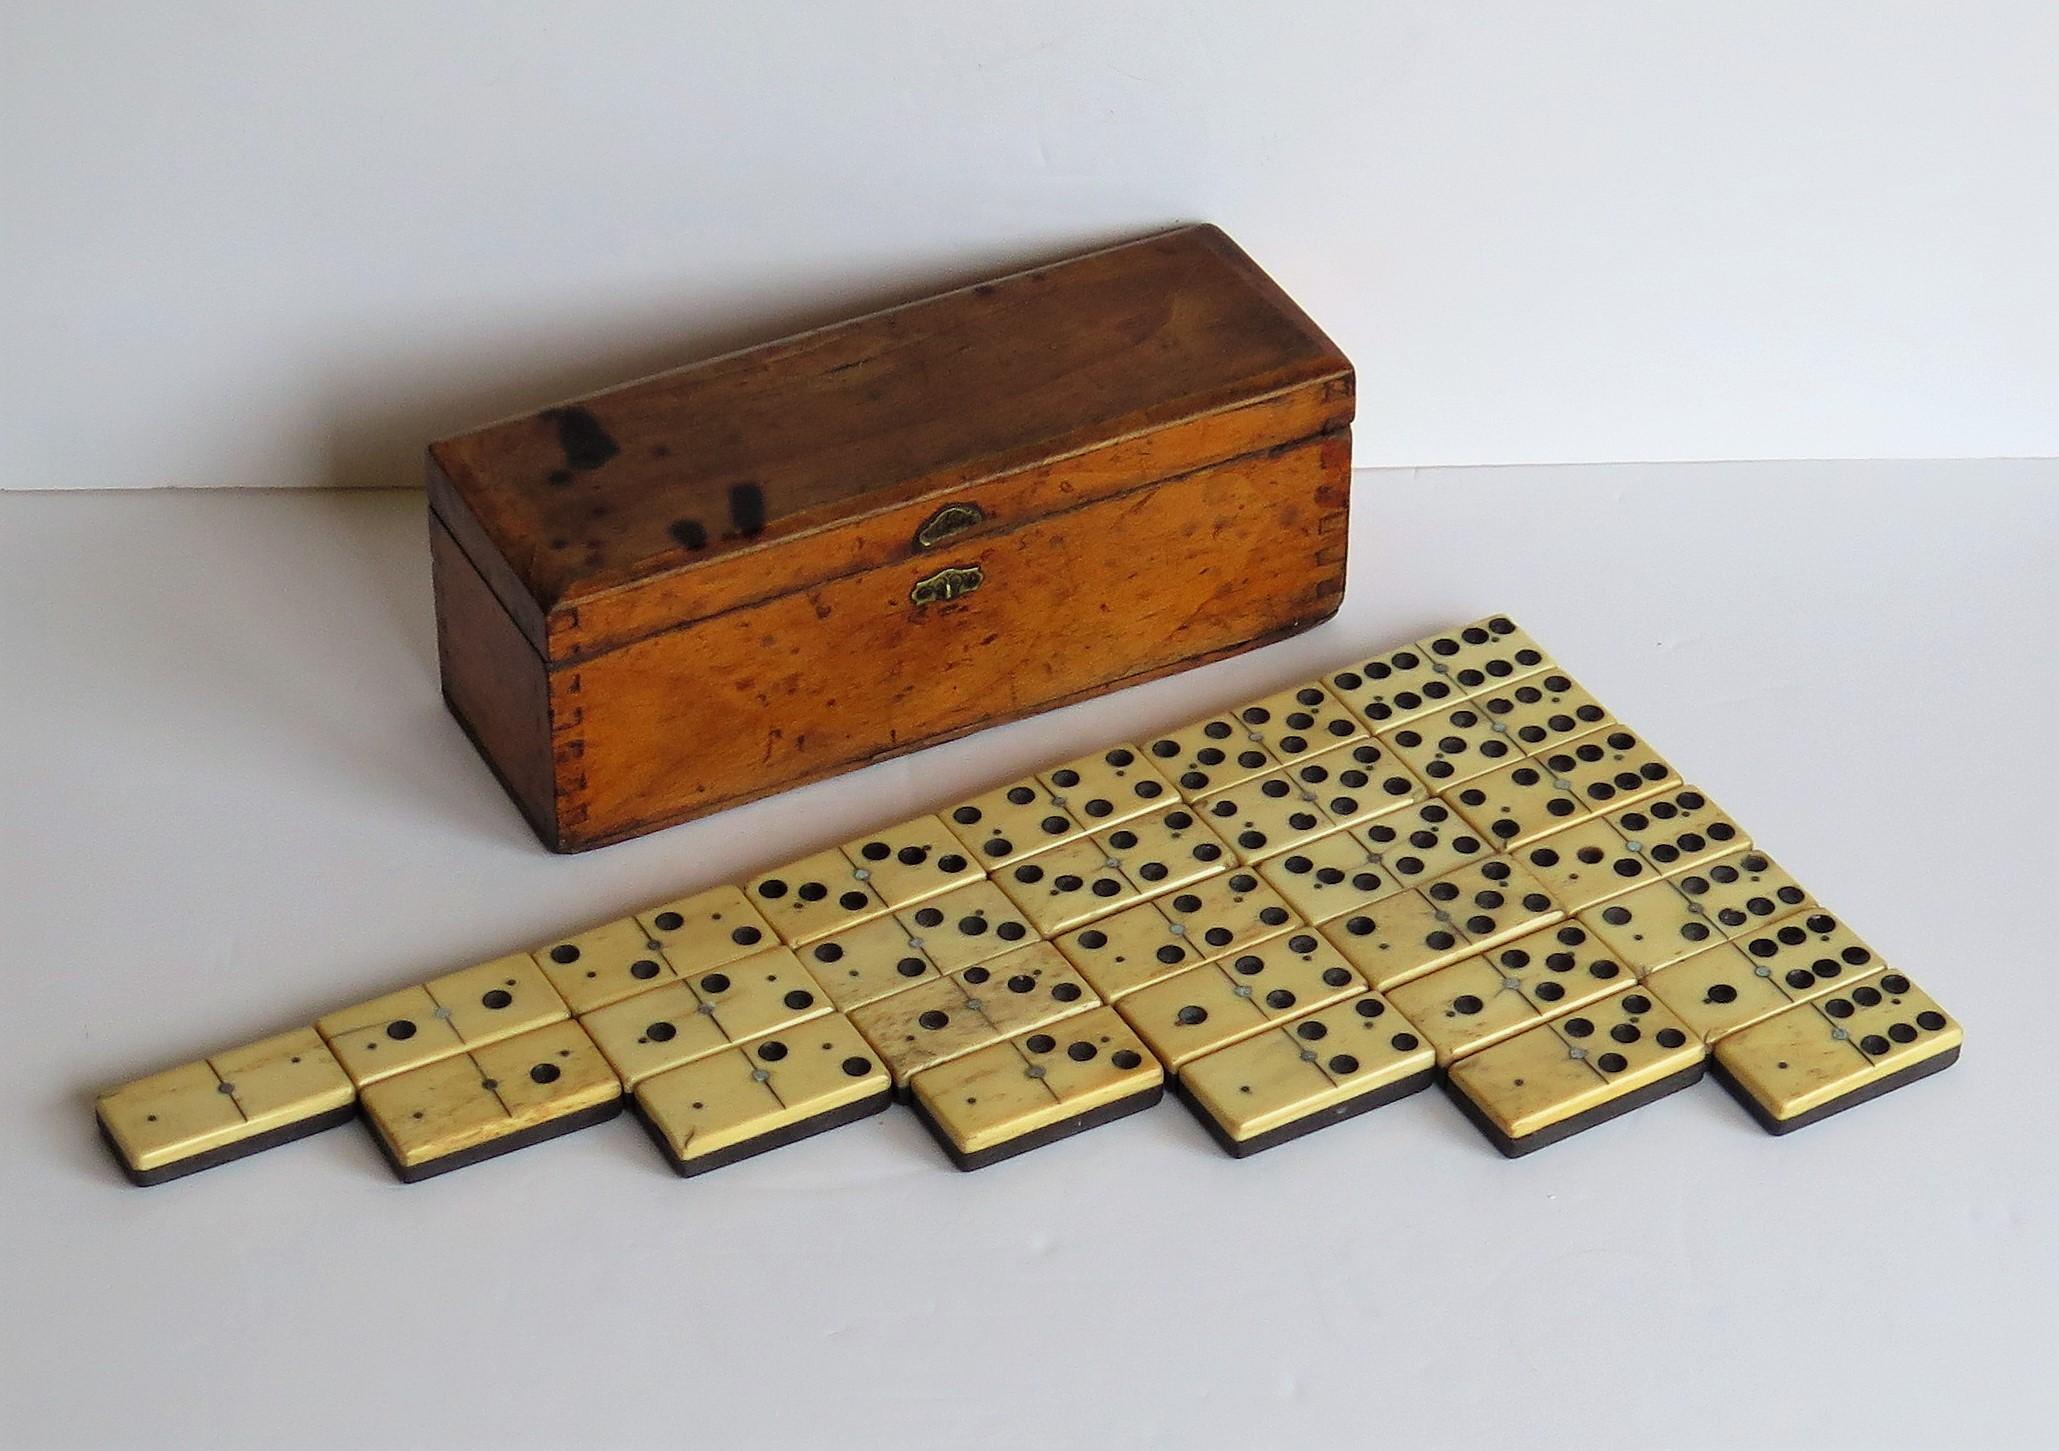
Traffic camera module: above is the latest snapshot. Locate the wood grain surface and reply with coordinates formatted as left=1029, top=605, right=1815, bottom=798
left=428, top=225, right=1353, bottom=849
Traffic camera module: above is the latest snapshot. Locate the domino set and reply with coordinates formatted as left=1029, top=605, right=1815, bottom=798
left=94, top=615, right=1962, bottom=1186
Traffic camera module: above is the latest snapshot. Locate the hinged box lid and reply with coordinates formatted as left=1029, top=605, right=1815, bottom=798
left=427, top=224, right=1352, bottom=663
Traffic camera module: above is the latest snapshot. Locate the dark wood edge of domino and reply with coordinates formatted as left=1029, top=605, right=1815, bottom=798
left=912, top=1083, right=1165, bottom=1172
left=375, top=1098, right=625, bottom=1184
left=633, top=1088, right=894, bottom=1179
left=100, top=1102, right=361, bottom=1187
left=1442, top=1059, right=1708, bottom=1159
left=1172, top=1067, right=1437, bottom=1160
left=1710, top=1045, right=1960, bottom=1136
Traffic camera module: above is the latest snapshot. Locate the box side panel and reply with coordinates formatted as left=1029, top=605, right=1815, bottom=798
left=428, top=453, right=550, bottom=653
left=546, top=374, right=1353, bottom=661
left=430, top=516, right=561, bottom=846
left=550, top=430, right=1350, bottom=850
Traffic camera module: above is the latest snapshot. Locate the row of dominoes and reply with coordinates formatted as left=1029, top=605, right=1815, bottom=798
left=95, top=616, right=1961, bottom=1185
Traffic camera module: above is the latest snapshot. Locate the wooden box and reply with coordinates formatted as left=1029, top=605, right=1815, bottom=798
left=427, top=223, right=1354, bottom=851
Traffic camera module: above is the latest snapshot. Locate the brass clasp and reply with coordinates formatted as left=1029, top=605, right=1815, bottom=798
left=910, top=564, right=983, bottom=607
left=914, top=502, right=986, bottom=549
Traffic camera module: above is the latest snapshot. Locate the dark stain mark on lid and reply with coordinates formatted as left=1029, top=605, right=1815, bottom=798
left=540, top=406, right=621, bottom=473
left=728, top=481, right=767, bottom=537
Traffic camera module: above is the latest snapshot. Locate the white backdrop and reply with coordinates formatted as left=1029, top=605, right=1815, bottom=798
left=5, top=0, right=2056, bottom=491
left=5, top=461, right=2053, bottom=1449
